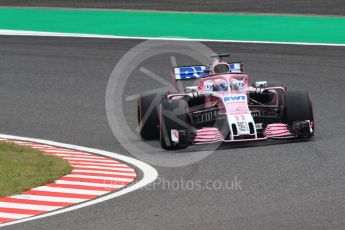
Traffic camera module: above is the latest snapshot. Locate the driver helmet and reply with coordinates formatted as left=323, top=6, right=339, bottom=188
left=212, top=79, right=228, bottom=92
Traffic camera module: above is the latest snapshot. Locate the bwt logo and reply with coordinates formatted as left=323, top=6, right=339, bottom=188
left=223, top=95, right=247, bottom=102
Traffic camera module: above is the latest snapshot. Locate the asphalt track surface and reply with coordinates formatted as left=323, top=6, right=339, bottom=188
left=1, top=0, right=345, bottom=16
left=0, top=35, right=345, bottom=230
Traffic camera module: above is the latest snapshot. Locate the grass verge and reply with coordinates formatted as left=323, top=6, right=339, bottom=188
left=0, top=141, right=72, bottom=197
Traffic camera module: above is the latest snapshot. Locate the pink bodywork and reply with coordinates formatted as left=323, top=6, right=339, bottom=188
left=169, top=66, right=294, bottom=144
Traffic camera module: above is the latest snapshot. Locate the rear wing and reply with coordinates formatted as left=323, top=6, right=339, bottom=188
left=174, top=65, right=208, bottom=80
left=173, top=63, right=243, bottom=80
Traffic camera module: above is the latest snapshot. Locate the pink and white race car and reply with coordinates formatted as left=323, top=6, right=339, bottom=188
left=137, top=53, right=314, bottom=150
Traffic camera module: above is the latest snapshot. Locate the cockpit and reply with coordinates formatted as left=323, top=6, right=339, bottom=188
left=204, top=78, right=246, bottom=92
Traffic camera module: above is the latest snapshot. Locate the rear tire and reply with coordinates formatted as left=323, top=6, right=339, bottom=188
left=137, top=91, right=167, bottom=140
left=160, top=99, right=190, bottom=150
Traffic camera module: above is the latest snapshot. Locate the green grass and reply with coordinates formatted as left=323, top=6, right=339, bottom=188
left=0, top=8, right=345, bottom=44
left=0, top=141, right=72, bottom=197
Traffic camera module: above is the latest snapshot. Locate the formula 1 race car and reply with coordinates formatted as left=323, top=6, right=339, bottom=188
left=137, top=53, right=314, bottom=150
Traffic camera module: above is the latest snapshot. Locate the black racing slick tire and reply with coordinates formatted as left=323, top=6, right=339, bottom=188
left=284, top=90, right=313, bottom=124
left=284, top=90, right=314, bottom=137
left=137, top=91, right=167, bottom=140
left=160, top=99, right=190, bottom=150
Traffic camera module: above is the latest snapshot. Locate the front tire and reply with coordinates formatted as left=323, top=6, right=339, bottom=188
left=160, top=99, right=190, bottom=150
left=284, top=90, right=314, bottom=137
left=137, top=91, right=167, bottom=140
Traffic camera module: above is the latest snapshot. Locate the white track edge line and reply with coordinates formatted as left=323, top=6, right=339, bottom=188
left=0, top=29, right=344, bottom=47
left=0, top=134, right=158, bottom=228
